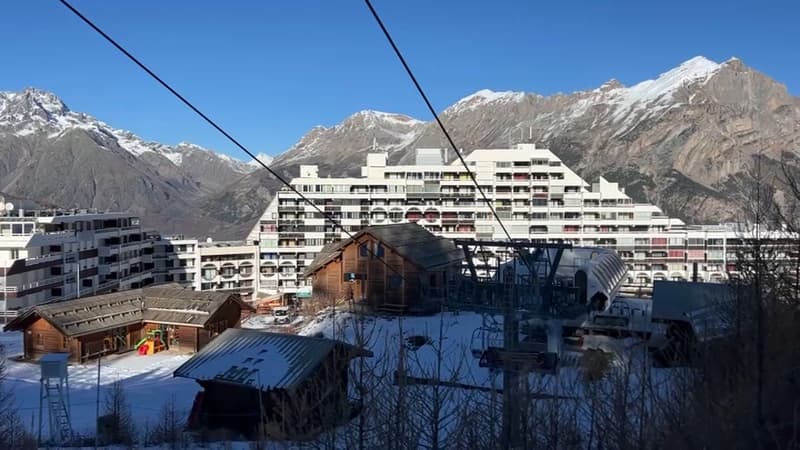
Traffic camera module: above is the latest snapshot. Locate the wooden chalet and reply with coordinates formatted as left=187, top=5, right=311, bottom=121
left=174, top=328, right=372, bottom=441
left=3, top=284, right=254, bottom=362
left=304, top=223, right=464, bottom=314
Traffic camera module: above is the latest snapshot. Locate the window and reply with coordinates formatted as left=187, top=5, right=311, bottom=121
left=36, top=333, right=44, bottom=346
left=359, top=244, right=369, bottom=258
left=376, top=244, right=385, bottom=258
left=389, top=274, right=403, bottom=288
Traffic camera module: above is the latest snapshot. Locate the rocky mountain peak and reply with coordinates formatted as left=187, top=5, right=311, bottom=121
left=0, top=87, right=69, bottom=116
left=448, top=89, right=526, bottom=113
left=599, top=79, right=624, bottom=91
left=2, top=57, right=796, bottom=240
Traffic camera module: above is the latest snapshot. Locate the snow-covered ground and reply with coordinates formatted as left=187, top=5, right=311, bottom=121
left=241, top=313, right=305, bottom=332
left=0, top=309, right=673, bottom=448
left=0, top=331, right=200, bottom=439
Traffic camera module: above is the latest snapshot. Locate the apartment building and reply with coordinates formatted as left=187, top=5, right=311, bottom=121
left=152, top=237, right=258, bottom=303
left=0, top=204, right=155, bottom=310
left=248, top=144, right=772, bottom=298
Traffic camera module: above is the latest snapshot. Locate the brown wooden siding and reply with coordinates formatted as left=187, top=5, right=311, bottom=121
left=174, top=325, right=199, bottom=353
left=311, top=258, right=343, bottom=303
left=310, top=235, right=444, bottom=312
left=24, top=318, right=68, bottom=359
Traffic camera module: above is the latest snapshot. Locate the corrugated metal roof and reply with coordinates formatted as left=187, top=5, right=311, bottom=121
left=173, top=328, right=372, bottom=390
left=651, top=280, right=737, bottom=322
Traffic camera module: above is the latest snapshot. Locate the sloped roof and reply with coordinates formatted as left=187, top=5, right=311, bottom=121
left=362, top=223, right=464, bottom=270
left=304, top=241, right=346, bottom=276
left=4, top=284, right=253, bottom=337
left=173, top=328, right=372, bottom=390
left=304, top=223, right=463, bottom=276
left=651, top=280, right=737, bottom=322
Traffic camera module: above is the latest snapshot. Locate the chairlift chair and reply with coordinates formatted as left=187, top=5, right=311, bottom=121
left=470, top=324, right=503, bottom=359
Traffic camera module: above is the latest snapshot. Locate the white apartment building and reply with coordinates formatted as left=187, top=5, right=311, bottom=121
left=0, top=204, right=155, bottom=310
left=249, top=144, right=761, bottom=299
left=153, top=237, right=258, bottom=303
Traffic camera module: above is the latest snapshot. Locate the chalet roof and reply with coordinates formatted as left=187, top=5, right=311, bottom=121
left=304, top=223, right=463, bottom=276
left=362, top=223, right=464, bottom=270
left=3, top=284, right=253, bottom=337
left=173, top=328, right=372, bottom=390
left=304, top=241, right=346, bottom=276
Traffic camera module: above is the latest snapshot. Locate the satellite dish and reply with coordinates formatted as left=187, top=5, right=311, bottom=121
left=5, top=203, right=14, bottom=212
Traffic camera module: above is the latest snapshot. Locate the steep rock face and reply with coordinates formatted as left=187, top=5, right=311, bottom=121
left=271, top=110, right=426, bottom=177
left=2, top=56, right=798, bottom=239
left=266, top=56, right=799, bottom=226
left=0, top=88, right=255, bottom=238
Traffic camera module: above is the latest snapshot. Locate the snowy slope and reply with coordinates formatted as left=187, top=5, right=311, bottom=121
left=0, top=88, right=251, bottom=173
left=248, top=153, right=274, bottom=167
left=1, top=332, right=199, bottom=438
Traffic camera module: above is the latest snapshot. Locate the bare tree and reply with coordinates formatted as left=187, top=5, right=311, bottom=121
left=147, top=396, right=186, bottom=449
left=0, top=345, right=35, bottom=449
left=98, top=379, right=135, bottom=446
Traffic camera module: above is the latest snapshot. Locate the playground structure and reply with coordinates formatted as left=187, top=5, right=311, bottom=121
left=136, top=329, right=167, bottom=356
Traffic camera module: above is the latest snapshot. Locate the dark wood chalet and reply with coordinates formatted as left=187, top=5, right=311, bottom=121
left=174, top=328, right=372, bottom=441
left=3, top=284, right=254, bottom=362
left=304, top=223, right=464, bottom=313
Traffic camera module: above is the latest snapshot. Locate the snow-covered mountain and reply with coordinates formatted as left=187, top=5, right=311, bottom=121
left=2, top=56, right=797, bottom=239
left=221, top=56, right=799, bottom=233
left=0, top=88, right=261, bottom=238
left=0, top=88, right=253, bottom=176
left=270, top=109, right=426, bottom=172
left=249, top=153, right=274, bottom=167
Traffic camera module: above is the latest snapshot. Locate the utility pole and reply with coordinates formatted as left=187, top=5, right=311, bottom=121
left=94, top=355, right=101, bottom=450
left=76, top=261, right=80, bottom=299
left=501, top=264, right=522, bottom=449
left=257, top=369, right=264, bottom=445
left=2, top=268, right=7, bottom=326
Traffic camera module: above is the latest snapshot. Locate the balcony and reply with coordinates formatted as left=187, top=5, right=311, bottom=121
left=25, top=253, right=63, bottom=264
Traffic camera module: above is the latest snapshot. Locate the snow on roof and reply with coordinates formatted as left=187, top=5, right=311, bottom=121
left=173, top=328, right=372, bottom=390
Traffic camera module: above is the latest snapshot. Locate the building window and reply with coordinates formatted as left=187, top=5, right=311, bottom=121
left=376, top=244, right=384, bottom=258
left=389, top=274, right=402, bottom=288
left=359, top=244, right=369, bottom=258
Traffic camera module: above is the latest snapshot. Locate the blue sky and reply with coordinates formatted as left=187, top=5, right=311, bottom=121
left=1, top=1, right=797, bottom=159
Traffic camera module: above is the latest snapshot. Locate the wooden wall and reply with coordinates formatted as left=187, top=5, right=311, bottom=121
left=23, top=318, right=68, bottom=360
left=311, top=235, right=436, bottom=311
left=173, top=325, right=199, bottom=353
left=311, top=259, right=344, bottom=302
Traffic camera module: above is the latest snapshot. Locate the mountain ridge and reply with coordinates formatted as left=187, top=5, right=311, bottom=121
left=2, top=55, right=798, bottom=239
